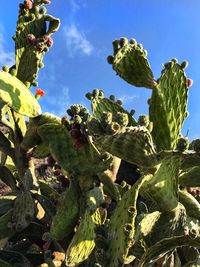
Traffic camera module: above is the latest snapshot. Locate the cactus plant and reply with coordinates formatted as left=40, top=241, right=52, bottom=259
left=0, top=2, right=200, bottom=267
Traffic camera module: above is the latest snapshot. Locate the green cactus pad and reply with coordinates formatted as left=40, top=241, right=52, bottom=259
left=0, top=166, right=18, bottom=191
left=66, top=209, right=102, bottom=266
left=179, top=166, right=200, bottom=187
left=87, top=89, right=137, bottom=126
left=98, top=172, right=121, bottom=201
left=0, top=250, right=32, bottom=267
left=85, top=186, right=105, bottom=213
left=149, top=60, right=188, bottom=150
left=21, top=164, right=39, bottom=192
left=189, top=138, right=200, bottom=153
left=105, top=175, right=150, bottom=266
left=37, top=123, right=79, bottom=172
left=179, top=190, right=200, bottom=220
left=141, top=203, right=186, bottom=246
left=0, top=209, right=15, bottom=239
left=37, top=112, right=61, bottom=125
left=15, top=4, right=60, bottom=85
left=0, top=197, right=14, bottom=216
left=0, top=259, right=11, bottom=267
left=20, top=125, right=40, bottom=151
left=0, top=103, right=15, bottom=131
left=137, top=235, right=200, bottom=267
left=12, top=191, right=35, bottom=232
left=38, top=123, right=112, bottom=175
left=180, top=151, right=200, bottom=170
left=50, top=180, right=80, bottom=240
left=32, top=141, right=50, bottom=158
left=0, top=71, right=41, bottom=117
left=21, top=113, right=61, bottom=151
left=142, top=156, right=181, bottom=211
left=108, top=38, right=156, bottom=89
left=0, top=131, right=14, bottom=158
left=89, top=124, right=157, bottom=168
left=39, top=181, right=60, bottom=200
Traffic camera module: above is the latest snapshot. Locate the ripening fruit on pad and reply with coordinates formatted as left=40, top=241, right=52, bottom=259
left=0, top=71, right=41, bottom=117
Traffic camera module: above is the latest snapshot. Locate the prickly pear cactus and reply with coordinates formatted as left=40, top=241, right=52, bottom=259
left=1, top=2, right=200, bottom=266
left=12, top=191, right=35, bottom=231
left=86, top=89, right=137, bottom=126
left=149, top=59, right=189, bottom=150
left=0, top=71, right=41, bottom=117
left=107, top=37, right=157, bottom=89
left=0, top=209, right=15, bottom=239
left=14, top=0, right=60, bottom=86
left=105, top=175, right=150, bottom=267
left=65, top=187, right=103, bottom=266
left=142, top=156, right=181, bottom=211
left=88, top=115, right=157, bottom=168
left=50, top=180, right=80, bottom=240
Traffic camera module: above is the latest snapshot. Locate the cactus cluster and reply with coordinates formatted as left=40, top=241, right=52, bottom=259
left=0, top=1, right=200, bottom=267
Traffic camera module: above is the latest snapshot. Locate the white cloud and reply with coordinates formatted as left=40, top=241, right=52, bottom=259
left=63, top=24, right=93, bottom=57
left=119, top=94, right=138, bottom=104
left=69, top=0, right=80, bottom=17
left=0, top=24, right=15, bottom=67
left=45, top=86, right=71, bottom=117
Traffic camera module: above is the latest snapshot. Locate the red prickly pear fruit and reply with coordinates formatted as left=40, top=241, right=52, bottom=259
left=44, top=0, right=51, bottom=4
left=54, top=199, right=61, bottom=209
left=43, top=241, right=52, bottom=251
left=187, top=78, right=193, bottom=88
left=46, top=37, right=54, bottom=47
left=70, top=129, right=82, bottom=139
left=24, top=0, right=33, bottom=10
left=61, top=116, right=67, bottom=123
left=61, top=116, right=67, bottom=124
left=27, top=34, right=36, bottom=44
left=72, top=124, right=80, bottom=130
left=54, top=169, right=62, bottom=176
left=47, top=156, right=56, bottom=166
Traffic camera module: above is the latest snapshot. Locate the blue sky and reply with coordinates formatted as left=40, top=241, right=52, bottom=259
left=0, top=0, right=200, bottom=140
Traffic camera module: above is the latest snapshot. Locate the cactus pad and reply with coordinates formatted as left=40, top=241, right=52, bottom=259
left=142, top=156, right=181, bottom=211
left=88, top=120, right=157, bottom=168
left=14, top=2, right=60, bottom=86
left=12, top=191, right=35, bottom=231
left=108, top=38, right=156, bottom=89
left=105, top=175, right=149, bottom=266
left=0, top=71, right=41, bottom=117
left=179, top=166, right=200, bottom=187
left=50, top=180, right=80, bottom=240
left=65, top=209, right=102, bottom=266
left=38, top=123, right=112, bottom=175
left=86, top=89, right=137, bottom=126
left=149, top=59, right=189, bottom=150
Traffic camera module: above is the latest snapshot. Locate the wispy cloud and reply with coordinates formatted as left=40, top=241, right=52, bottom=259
left=45, top=86, right=71, bottom=117
left=0, top=24, right=15, bottom=66
left=69, top=0, right=80, bottom=19
left=63, top=24, right=93, bottom=57
left=119, top=94, right=138, bottom=104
